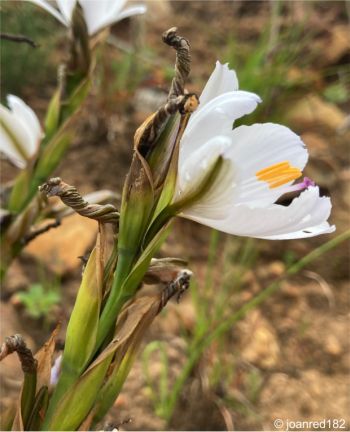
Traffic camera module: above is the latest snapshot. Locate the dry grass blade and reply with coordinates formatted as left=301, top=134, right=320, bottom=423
left=35, top=323, right=61, bottom=392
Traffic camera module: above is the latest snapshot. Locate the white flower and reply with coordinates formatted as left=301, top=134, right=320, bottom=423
left=0, top=95, right=43, bottom=168
left=174, top=62, right=335, bottom=240
left=28, top=0, right=146, bottom=36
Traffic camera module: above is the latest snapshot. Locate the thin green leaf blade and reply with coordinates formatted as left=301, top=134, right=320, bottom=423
left=44, top=247, right=101, bottom=424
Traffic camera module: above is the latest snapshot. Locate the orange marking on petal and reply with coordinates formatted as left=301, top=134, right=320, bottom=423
left=256, top=161, right=290, bottom=177
left=256, top=161, right=302, bottom=189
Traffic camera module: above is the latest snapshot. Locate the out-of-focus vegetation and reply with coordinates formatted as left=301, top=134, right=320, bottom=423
left=323, top=80, right=349, bottom=104
left=224, top=1, right=350, bottom=124
left=16, top=282, right=60, bottom=321
left=142, top=230, right=350, bottom=426
left=1, top=2, right=61, bottom=98
left=13, top=266, right=61, bottom=323
left=142, top=232, right=259, bottom=422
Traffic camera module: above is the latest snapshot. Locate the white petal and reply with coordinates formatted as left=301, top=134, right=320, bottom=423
left=181, top=187, right=335, bottom=240
left=0, top=105, right=27, bottom=167
left=224, top=123, right=308, bottom=207
left=199, top=61, right=239, bottom=108
left=79, top=0, right=125, bottom=35
left=7, top=95, right=42, bottom=157
left=56, top=0, right=76, bottom=23
left=112, top=4, right=147, bottom=22
left=176, top=135, right=232, bottom=198
left=27, top=0, right=68, bottom=25
left=180, top=90, right=261, bottom=165
left=176, top=135, right=236, bottom=220
left=259, top=221, right=335, bottom=240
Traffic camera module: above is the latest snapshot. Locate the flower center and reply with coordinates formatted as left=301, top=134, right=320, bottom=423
left=256, top=161, right=302, bottom=189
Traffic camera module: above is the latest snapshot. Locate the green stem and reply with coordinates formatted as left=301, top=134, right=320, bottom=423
left=27, top=386, right=49, bottom=431
left=95, top=251, right=136, bottom=351
left=144, top=207, right=174, bottom=248
left=204, top=229, right=220, bottom=294
left=21, top=371, right=37, bottom=428
left=163, top=346, right=202, bottom=421
left=0, top=238, right=22, bottom=283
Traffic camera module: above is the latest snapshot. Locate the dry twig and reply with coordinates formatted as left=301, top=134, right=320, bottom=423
left=0, top=32, right=38, bottom=48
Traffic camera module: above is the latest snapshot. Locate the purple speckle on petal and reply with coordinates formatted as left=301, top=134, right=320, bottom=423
left=302, top=177, right=315, bottom=188
left=294, top=177, right=315, bottom=191
left=287, top=177, right=316, bottom=194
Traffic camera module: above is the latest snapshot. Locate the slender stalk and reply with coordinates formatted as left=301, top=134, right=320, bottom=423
left=0, top=32, right=38, bottom=48
left=95, top=251, right=135, bottom=349
left=163, top=346, right=201, bottom=420
left=204, top=229, right=220, bottom=294
left=163, top=230, right=350, bottom=421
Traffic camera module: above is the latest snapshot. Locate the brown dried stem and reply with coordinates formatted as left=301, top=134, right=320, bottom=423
left=137, top=27, right=198, bottom=156
left=23, top=220, right=61, bottom=245
left=0, top=334, right=37, bottom=374
left=162, top=26, right=191, bottom=99
left=39, top=178, right=119, bottom=225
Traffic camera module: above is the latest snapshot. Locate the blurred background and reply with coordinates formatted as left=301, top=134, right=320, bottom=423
left=1, top=1, right=349, bottom=430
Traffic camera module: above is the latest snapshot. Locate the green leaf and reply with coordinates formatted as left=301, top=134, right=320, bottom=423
left=6, top=77, right=90, bottom=214
left=43, top=296, right=157, bottom=431
left=92, top=296, right=161, bottom=424
left=7, top=169, right=31, bottom=213
left=62, top=247, right=101, bottom=372
left=34, top=129, right=72, bottom=185
left=44, top=89, right=61, bottom=141
left=122, top=222, right=172, bottom=297
left=42, top=353, right=113, bottom=431
left=44, top=247, right=101, bottom=424
left=61, top=77, right=91, bottom=121
left=26, top=386, right=49, bottom=431
left=118, top=152, right=155, bottom=259
left=146, top=113, right=181, bottom=192
left=21, top=370, right=37, bottom=428
left=150, top=114, right=190, bottom=222
left=93, top=350, right=135, bottom=424
left=95, top=152, right=155, bottom=349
